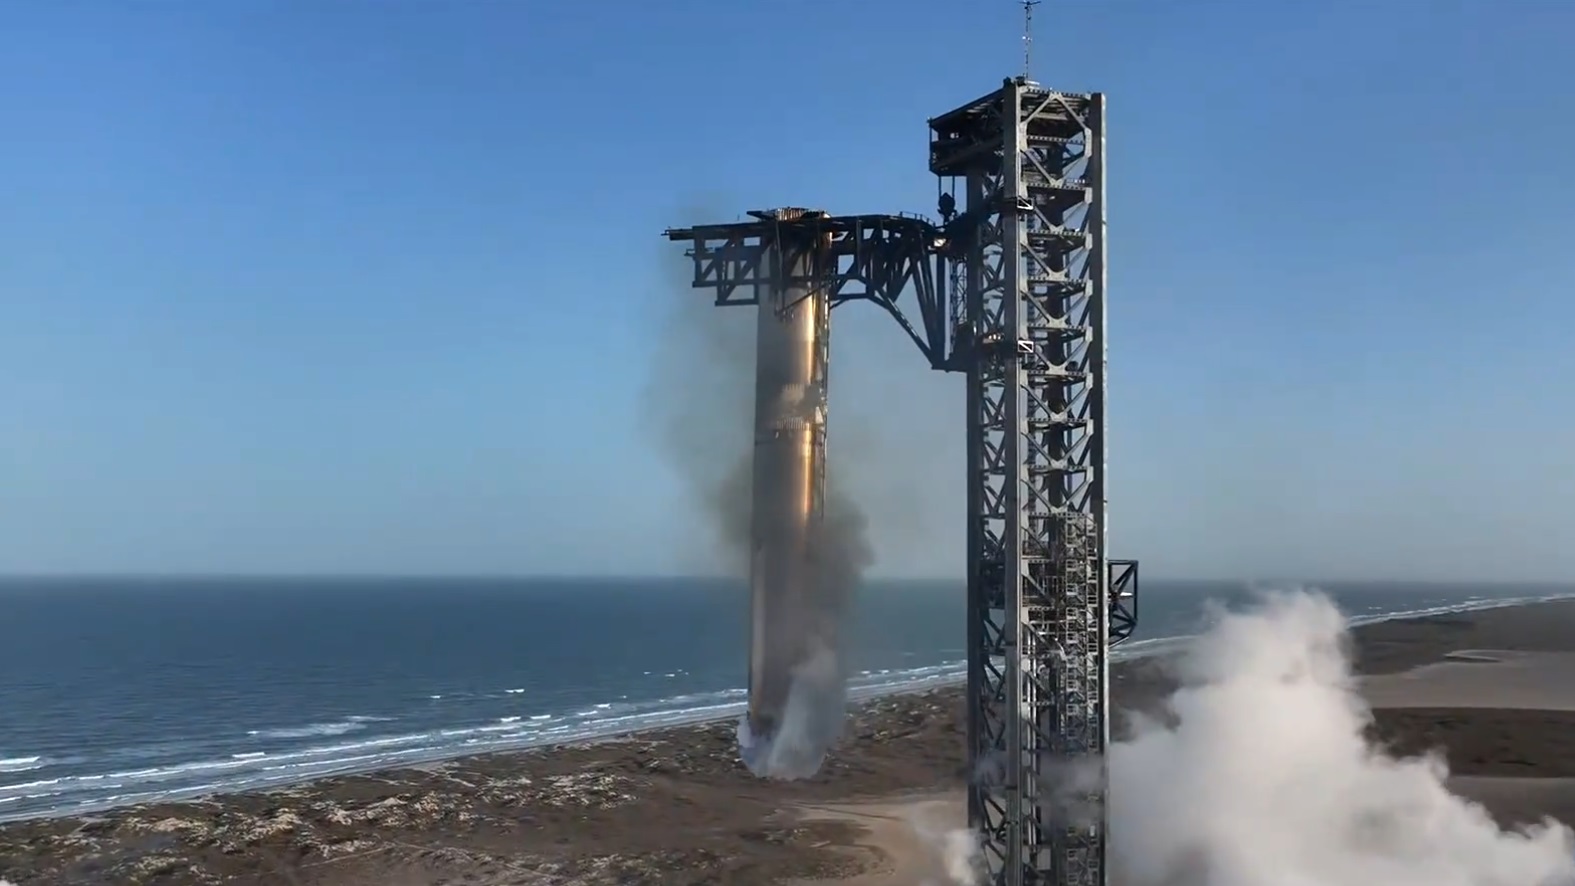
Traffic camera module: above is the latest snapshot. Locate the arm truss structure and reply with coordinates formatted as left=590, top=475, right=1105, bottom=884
left=664, top=210, right=956, bottom=371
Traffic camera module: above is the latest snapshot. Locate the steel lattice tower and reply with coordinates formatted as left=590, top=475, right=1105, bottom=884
left=665, top=74, right=1134, bottom=886
left=931, top=78, right=1111, bottom=886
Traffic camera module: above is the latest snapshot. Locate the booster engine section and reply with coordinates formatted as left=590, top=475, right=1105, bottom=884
left=739, top=215, right=834, bottom=779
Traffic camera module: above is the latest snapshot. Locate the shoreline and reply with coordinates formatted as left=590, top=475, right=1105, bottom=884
left=7, top=590, right=1571, bottom=828
left=6, top=597, right=1575, bottom=884
left=0, top=588, right=1568, bottom=830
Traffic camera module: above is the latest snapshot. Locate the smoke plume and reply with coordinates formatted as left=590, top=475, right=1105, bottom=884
left=900, top=802, right=985, bottom=886
left=1105, top=590, right=1575, bottom=886
left=645, top=231, right=873, bottom=779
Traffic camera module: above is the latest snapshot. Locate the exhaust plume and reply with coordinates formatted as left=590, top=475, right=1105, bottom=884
left=903, top=802, right=985, bottom=886
left=646, top=218, right=872, bottom=779
left=1106, top=590, right=1575, bottom=886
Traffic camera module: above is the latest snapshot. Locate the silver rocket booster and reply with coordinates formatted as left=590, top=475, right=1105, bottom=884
left=747, top=210, right=830, bottom=741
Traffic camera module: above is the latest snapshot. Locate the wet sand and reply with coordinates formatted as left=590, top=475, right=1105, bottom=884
left=5, top=598, right=1575, bottom=885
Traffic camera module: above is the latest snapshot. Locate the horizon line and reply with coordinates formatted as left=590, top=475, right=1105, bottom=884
left=0, top=572, right=1571, bottom=589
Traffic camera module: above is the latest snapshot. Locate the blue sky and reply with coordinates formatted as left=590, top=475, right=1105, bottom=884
left=2, top=0, right=1573, bottom=581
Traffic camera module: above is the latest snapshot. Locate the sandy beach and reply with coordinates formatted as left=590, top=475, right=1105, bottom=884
left=5, top=597, right=1575, bottom=886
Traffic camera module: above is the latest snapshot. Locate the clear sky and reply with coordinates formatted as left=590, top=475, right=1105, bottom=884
left=3, top=0, right=1573, bottom=582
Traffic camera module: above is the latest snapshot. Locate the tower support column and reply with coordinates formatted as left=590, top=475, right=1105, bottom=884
left=931, top=79, right=1110, bottom=886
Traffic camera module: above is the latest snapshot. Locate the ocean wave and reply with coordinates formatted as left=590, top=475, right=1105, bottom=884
left=0, top=684, right=832, bottom=818
left=245, top=715, right=392, bottom=740
left=3, top=590, right=1571, bottom=825
left=1343, top=592, right=1575, bottom=627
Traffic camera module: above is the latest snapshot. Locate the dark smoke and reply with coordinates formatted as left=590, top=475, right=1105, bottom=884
left=644, top=227, right=873, bottom=778
left=643, top=243, right=753, bottom=570
left=736, top=486, right=872, bottom=779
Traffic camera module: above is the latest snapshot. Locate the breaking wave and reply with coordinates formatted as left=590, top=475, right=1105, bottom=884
left=245, top=716, right=393, bottom=740
left=0, top=757, right=46, bottom=774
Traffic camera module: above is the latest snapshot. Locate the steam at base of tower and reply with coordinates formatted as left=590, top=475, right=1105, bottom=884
left=737, top=211, right=859, bottom=780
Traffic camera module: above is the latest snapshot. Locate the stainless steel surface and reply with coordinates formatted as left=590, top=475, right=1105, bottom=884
left=746, top=226, right=829, bottom=739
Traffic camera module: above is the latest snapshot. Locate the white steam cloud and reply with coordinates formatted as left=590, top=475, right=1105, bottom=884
left=736, top=641, right=848, bottom=779
left=906, top=805, right=985, bottom=886
left=1108, top=590, right=1575, bottom=886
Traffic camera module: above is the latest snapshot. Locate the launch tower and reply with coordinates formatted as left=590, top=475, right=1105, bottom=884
left=664, top=77, right=1136, bottom=886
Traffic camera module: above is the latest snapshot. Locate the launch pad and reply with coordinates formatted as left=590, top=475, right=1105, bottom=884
left=665, top=78, right=1138, bottom=886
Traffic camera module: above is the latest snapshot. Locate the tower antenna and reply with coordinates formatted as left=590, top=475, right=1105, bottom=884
left=1022, top=0, right=1041, bottom=79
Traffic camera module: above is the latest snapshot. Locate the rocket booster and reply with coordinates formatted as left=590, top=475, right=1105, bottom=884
left=747, top=216, right=830, bottom=741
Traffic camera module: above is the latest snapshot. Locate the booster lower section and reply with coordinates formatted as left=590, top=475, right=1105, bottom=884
left=747, top=227, right=829, bottom=741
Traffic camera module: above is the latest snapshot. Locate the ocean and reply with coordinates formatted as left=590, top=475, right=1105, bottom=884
left=1, top=576, right=1570, bottom=823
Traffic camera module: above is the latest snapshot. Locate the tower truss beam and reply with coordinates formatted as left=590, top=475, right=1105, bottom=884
left=932, top=78, right=1111, bottom=886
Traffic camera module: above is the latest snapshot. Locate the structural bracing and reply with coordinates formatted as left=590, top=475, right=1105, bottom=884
left=664, top=74, right=1131, bottom=886
left=931, top=78, right=1110, bottom=886
left=664, top=212, right=953, bottom=370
